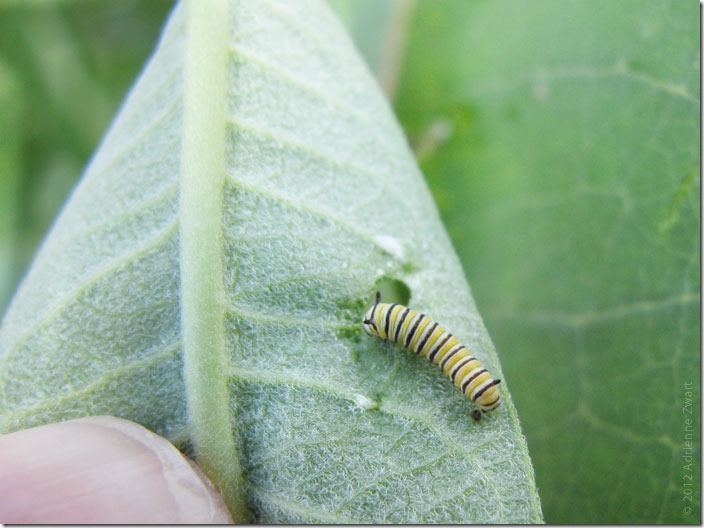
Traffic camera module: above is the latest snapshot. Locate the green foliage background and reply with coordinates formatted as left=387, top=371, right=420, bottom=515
left=0, top=0, right=699, bottom=524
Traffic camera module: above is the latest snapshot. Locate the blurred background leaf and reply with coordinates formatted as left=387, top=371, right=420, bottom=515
left=1, top=0, right=699, bottom=524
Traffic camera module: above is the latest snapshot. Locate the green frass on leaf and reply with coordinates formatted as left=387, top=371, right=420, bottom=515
left=0, top=0, right=542, bottom=524
left=392, top=0, right=699, bottom=524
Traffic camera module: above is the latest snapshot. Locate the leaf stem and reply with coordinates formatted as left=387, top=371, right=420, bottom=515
left=180, top=0, right=247, bottom=521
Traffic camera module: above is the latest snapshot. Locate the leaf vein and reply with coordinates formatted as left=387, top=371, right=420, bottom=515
left=227, top=43, right=391, bottom=142
left=226, top=302, right=355, bottom=331
left=0, top=221, right=178, bottom=367
left=230, top=365, right=498, bottom=487
left=91, top=89, right=182, bottom=177
left=0, top=341, right=180, bottom=430
left=489, top=292, right=700, bottom=328
left=225, top=172, right=406, bottom=262
left=251, top=487, right=357, bottom=524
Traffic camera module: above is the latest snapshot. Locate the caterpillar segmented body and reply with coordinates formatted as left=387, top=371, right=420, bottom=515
left=362, top=292, right=501, bottom=414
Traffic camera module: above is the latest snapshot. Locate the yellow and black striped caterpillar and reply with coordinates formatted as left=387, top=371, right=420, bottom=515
left=362, top=292, right=501, bottom=417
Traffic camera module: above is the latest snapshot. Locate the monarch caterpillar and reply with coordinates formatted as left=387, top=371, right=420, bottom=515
left=362, top=292, right=501, bottom=416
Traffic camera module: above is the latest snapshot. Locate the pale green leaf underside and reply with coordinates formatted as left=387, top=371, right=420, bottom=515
left=0, top=0, right=541, bottom=523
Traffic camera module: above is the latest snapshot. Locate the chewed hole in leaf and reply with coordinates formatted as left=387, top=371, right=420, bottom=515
left=372, top=276, right=411, bottom=306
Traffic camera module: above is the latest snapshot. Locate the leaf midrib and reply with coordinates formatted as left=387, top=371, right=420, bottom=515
left=179, top=0, right=247, bottom=521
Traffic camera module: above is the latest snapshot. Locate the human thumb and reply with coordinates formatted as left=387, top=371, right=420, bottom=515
left=0, top=416, right=233, bottom=524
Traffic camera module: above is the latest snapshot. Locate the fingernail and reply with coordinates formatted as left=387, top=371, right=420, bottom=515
left=0, top=416, right=233, bottom=524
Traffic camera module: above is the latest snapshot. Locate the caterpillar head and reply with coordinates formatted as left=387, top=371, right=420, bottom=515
left=362, top=309, right=378, bottom=336
left=362, top=291, right=382, bottom=336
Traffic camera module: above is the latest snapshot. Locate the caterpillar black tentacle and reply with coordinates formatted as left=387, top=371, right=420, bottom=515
left=362, top=292, right=501, bottom=414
